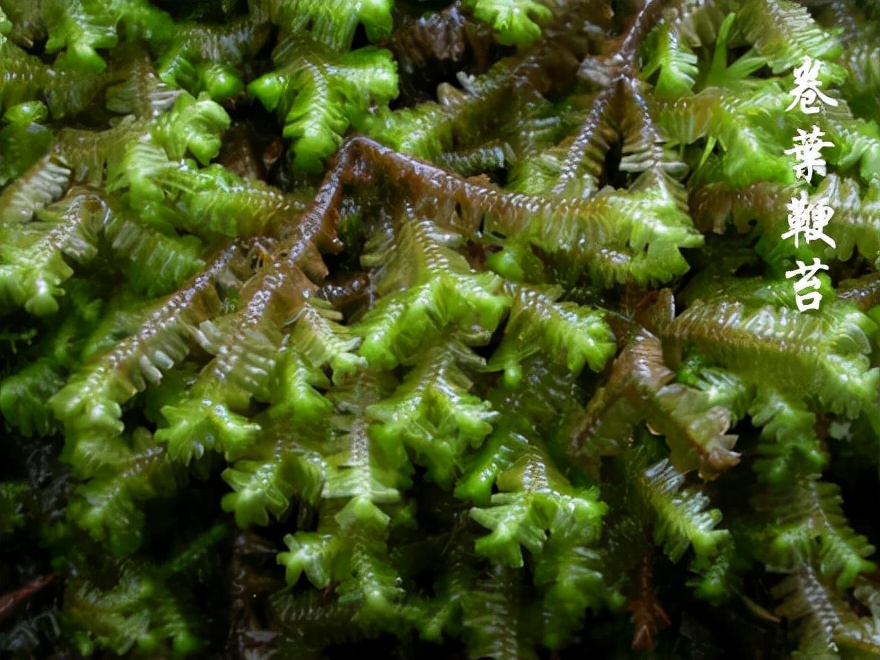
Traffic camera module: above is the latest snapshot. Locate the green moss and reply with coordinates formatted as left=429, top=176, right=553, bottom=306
left=1, top=0, right=880, bottom=657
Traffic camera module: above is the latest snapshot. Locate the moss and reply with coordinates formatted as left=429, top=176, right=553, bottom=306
left=1, top=0, right=879, bottom=657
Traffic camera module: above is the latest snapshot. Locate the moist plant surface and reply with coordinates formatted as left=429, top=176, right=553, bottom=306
left=1, top=0, right=880, bottom=657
